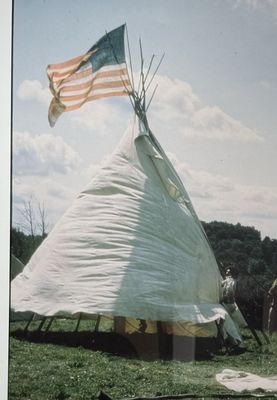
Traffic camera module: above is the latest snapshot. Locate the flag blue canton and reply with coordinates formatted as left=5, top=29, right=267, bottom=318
left=88, top=25, right=126, bottom=72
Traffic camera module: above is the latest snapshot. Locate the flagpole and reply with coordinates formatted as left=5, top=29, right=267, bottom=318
left=125, top=24, right=135, bottom=91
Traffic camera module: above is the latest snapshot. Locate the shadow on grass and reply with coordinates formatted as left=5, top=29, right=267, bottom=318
left=11, top=329, right=220, bottom=361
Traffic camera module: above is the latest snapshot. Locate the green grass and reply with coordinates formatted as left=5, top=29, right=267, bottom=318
left=9, top=321, right=277, bottom=400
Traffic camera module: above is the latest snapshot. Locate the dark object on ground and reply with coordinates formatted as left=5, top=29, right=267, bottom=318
left=96, top=390, right=277, bottom=399
left=97, top=391, right=113, bottom=400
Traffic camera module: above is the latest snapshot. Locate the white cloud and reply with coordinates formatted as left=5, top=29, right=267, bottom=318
left=70, top=100, right=130, bottom=136
left=13, top=131, right=81, bottom=176
left=259, top=80, right=276, bottom=92
left=169, top=153, right=277, bottom=238
left=16, top=75, right=262, bottom=143
left=151, top=75, right=200, bottom=115
left=232, top=0, right=260, bottom=9
left=190, top=106, right=262, bottom=141
left=12, top=158, right=102, bottom=233
left=17, top=80, right=51, bottom=105
left=17, top=74, right=263, bottom=142
left=230, top=0, right=277, bottom=23
left=12, top=176, right=76, bottom=233
left=13, top=176, right=75, bottom=203
left=148, top=74, right=263, bottom=142
left=232, top=0, right=277, bottom=10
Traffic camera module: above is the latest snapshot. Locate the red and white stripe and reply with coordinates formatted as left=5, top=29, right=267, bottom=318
left=47, top=51, right=131, bottom=115
left=47, top=51, right=93, bottom=83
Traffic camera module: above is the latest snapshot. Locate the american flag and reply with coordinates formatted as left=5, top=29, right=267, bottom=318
left=47, top=25, right=132, bottom=127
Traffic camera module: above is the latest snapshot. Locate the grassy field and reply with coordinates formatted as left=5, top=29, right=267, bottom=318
left=8, top=320, right=277, bottom=400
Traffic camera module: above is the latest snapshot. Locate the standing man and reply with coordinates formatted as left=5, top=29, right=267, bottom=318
left=222, top=267, right=237, bottom=311
left=221, top=266, right=247, bottom=333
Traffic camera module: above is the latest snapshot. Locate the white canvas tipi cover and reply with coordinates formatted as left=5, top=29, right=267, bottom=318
left=11, top=120, right=240, bottom=339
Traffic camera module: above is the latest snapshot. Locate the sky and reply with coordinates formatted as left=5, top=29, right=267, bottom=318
left=11, top=0, right=277, bottom=239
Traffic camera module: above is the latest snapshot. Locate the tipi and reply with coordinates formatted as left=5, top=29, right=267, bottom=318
left=11, top=25, right=242, bottom=347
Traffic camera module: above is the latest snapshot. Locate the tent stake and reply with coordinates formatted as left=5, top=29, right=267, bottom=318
left=238, top=308, right=263, bottom=346
left=75, top=313, right=82, bottom=332
left=24, top=313, right=35, bottom=332
left=157, top=321, right=163, bottom=359
left=247, top=325, right=263, bottom=347
left=37, top=317, right=47, bottom=332
left=94, top=315, right=101, bottom=332
left=45, top=316, right=55, bottom=332
left=114, top=316, right=126, bottom=334
left=261, top=328, right=271, bottom=345
left=215, top=319, right=229, bottom=353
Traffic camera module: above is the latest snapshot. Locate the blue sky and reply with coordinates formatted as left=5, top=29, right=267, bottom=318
left=11, top=0, right=277, bottom=239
